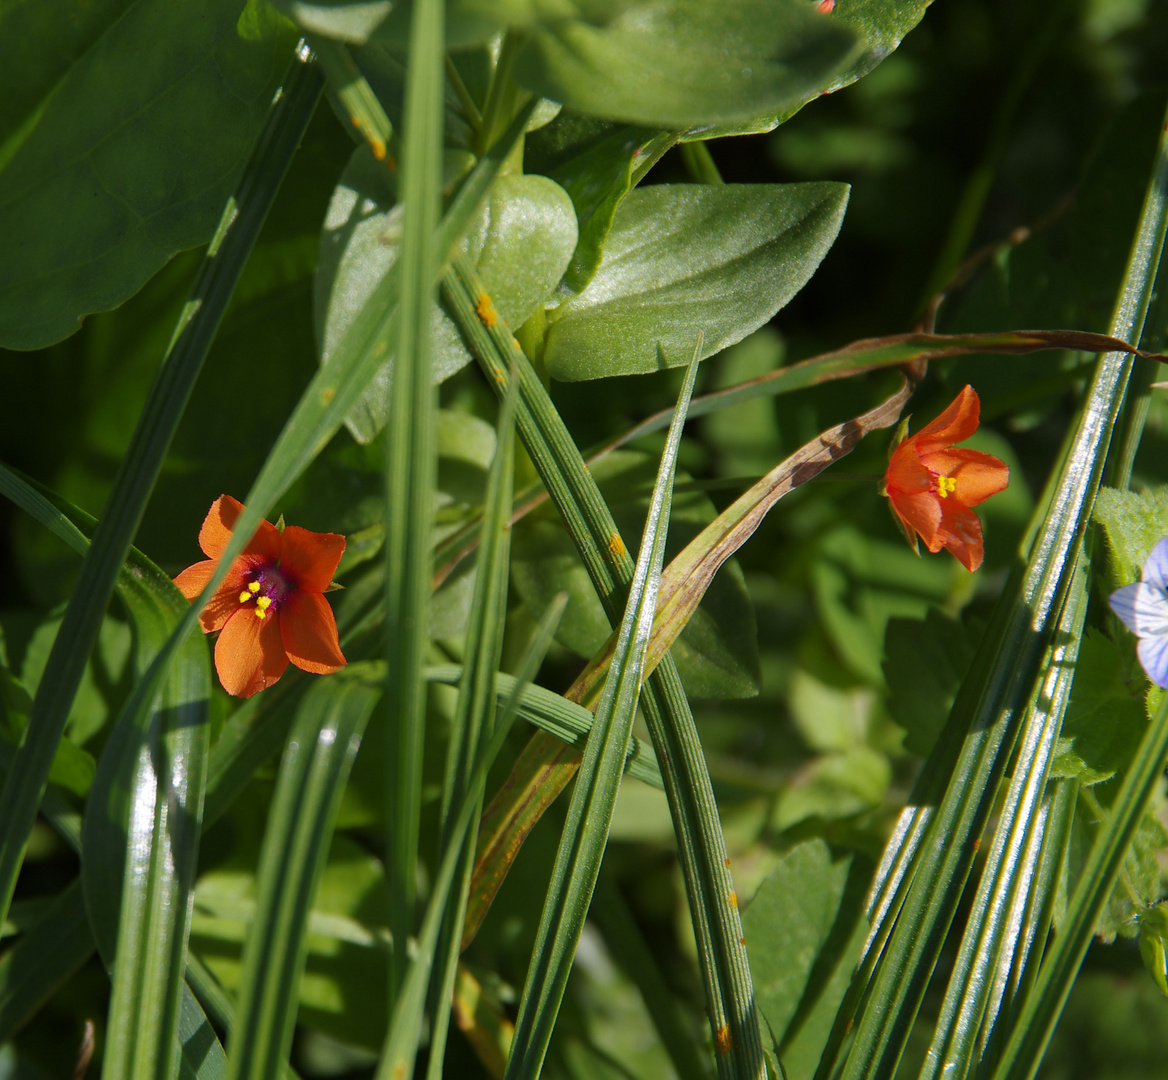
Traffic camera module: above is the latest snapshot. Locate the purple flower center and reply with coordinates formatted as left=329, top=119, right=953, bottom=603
left=238, top=563, right=293, bottom=620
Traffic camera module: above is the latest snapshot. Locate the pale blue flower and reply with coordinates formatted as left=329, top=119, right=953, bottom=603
left=1110, top=536, right=1168, bottom=689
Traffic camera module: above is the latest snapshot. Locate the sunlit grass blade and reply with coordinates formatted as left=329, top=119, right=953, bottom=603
left=375, top=595, right=567, bottom=1080
left=223, top=667, right=381, bottom=1080
left=918, top=557, right=1087, bottom=1080
left=382, top=0, right=444, bottom=1000
left=831, top=94, right=1168, bottom=1080
left=989, top=691, right=1168, bottom=1080
left=0, top=464, right=216, bottom=1080
left=0, top=44, right=322, bottom=935
left=445, top=257, right=763, bottom=1080
left=310, top=35, right=393, bottom=162
left=504, top=354, right=698, bottom=1080
left=426, top=371, right=518, bottom=1080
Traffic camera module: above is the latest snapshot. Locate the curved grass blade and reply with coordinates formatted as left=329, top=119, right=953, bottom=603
left=375, top=595, right=567, bottom=1080
left=830, top=93, right=1168, bottom=1080
left=503, top=354, right=698, bottom=1080
left=382, top=0, right=444, bottom=999
left=426, top=369, right=519, bottom=1080
left=0, top=466, right=217, bottom=1080
left=445, top=257, right=763, bottom=1080
left=223, top=666, right=381, bottom=1080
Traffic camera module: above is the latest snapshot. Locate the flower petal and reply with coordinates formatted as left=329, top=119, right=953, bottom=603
left=1138, top=632, right=1168, bottom=690
left=889, top=489, right=943, bottom=551
left=175, top=560, right=250, bottom=633
left=1143, top=537, right=1168, bottom=593
left=935, top=500, right=985, bottom=572
left=280, top=591, right=347, bottom=674
left=885, top=441, right=933, bottom=497
left=922, top=447, right=1010, bottom=507
left=1110, top=582, right=1168, bottom=638
left=215, top=608, right=288, bottom=698
left=198, top=495, right=281, bottom=562
left=280, top=526, right=346, bottom=593
left=913, top=385, right=980, bottom=454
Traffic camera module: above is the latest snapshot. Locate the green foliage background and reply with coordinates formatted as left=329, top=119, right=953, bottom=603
left=2, top=1, right=1168, bottom=1080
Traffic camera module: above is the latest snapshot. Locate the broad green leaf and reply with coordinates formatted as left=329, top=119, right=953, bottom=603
left=1092, top=486, right=1168, bottom=586
left=742, top=841, right=868, bottom=1080
left=315, top=147, right=577, bottom=440
left=1050, top=630, right=1146, bottom=785
left=542, top=183, right=849, bottom=380
left=511, top=0, right=859, bottom=130
left=0, top=0, right=297, bottom=349
left=685, top=0, right=931, bottom=139
left=532, top=117, right=676, bottom=293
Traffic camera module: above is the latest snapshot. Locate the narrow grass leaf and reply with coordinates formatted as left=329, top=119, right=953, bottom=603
left=426, top=371, right=519, bottom=1080
left=224, top=666, right=381, bottom=1080
left=0, top=45, right=321, bottom=935
left=382, top=0, right=444, bottom=998
left=503, top=353, right=698, bottom=1080
left=376, top=596, right=568, bottom=1080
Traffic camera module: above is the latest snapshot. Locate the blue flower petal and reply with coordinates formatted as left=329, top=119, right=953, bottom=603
left=1138, top=632, right=1168, bottom=690
left=1110, top=582, right=1168, bottom=637
left=1145, top=537, right=1168, bottom=593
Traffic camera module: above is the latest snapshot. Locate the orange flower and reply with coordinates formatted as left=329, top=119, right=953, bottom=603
left=883, top=385, right=1009, bottom=573
left=175, top=495, right=347, bottom=698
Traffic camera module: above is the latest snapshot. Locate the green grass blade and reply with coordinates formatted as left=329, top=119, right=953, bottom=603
left=422, top=666, right=663, bottom=789
left=833, top=93, right=1168, bottom=1080
left=382, top=0, right=444, bottom=999
left=224, top=667, right=381, bottom=1080
left=0, top=464, right=216, bottom=1080
left=426, top=372, right=519, bottom=1080
left=375, top=596, right=567, bottom=1080
left=0, top=44, right=322, bottom=934
left=990, top=691, right=1168, bottom=1080
left=503, top=353, right=698, bottom=1080
left=446, top=257, right=763, bottom=1080
left=919, top=557, right=1087, bottom=1080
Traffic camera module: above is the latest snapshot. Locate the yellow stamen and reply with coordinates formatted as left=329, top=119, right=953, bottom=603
left=254, top=607, right=267, bottom=619
left=936, top=475, right=958, bottom=498
left=256, top=595, right=272, bottom=611
left=239, top=591, right=252, bottom=604
left=248, top=581, right=261, bottom=593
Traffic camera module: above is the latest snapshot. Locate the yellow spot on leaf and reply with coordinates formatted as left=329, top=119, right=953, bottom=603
left=728, top=891, right=738, bottom=909
left=370, top=139, right=386, bottom=161
left=321, top=387, right=336, bottom=406
left=476, top=293, right=498, bottom=328
left=607, top=534, right=626, bottom=557
left=714, top=1023, right=733, bottom=1054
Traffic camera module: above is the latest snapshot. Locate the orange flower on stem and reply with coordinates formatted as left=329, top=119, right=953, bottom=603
left=175, top=495, right=347, bottom=698
left=882, top=385, right=1009, bottom=573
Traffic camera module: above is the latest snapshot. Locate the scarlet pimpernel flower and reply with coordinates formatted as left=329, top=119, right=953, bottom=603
left=1109, top=537, right=1168, bottom=689
left=882, top=385, right=1010, bottom=573
left=175, top=495, right=347, bottom=698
